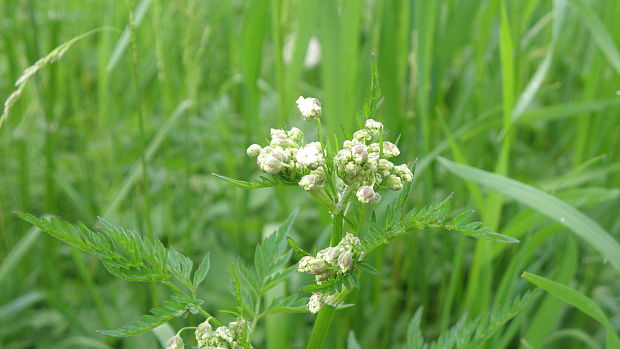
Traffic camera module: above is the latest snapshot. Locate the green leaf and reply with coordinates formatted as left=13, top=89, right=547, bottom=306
left=167, top=248, right=193, bottom=289
left=405, top=308, right=424, bottom=349
left=15, top=213, right=171, bottom=282
left=287, top=237, right=311, bottom=257
left=211, top=173, right=285, bottom=189
left=438, top=157, right=620, bottom=275
left=96, top=299, right=187, bottom=337
left=522, top=272, right=620, bottom=349
left=192, top=252, right=211, bottom=290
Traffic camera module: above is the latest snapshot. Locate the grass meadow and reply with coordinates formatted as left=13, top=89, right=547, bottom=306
left=1, top=0, right=620, bottom=348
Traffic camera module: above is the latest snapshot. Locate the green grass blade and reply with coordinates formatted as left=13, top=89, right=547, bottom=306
left=522, top=272, right=620, bottom=349
left=438, top=157, right=620, bottom=275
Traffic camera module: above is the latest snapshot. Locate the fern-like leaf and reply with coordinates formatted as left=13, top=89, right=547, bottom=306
left=96, top=298, right=193, bottom=337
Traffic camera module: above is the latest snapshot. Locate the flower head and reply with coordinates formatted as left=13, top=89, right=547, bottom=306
left=296, top=142, right=324, bottom=170
left=356, top=185, right=380, bottom=204
left=296, top=96, right=322, bottom=121
left=166, top=335, right=184, bottom=349
left=365, top=119, right=383, bottom=134
left=308, top=293, right=325, bottom=313
left=246, top=144, right=262, bottom=158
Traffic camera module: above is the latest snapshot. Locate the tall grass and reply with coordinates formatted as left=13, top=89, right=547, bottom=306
left=1, top=0, right=619, bottom=348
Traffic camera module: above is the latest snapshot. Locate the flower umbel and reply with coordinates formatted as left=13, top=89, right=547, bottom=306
left=296, top=96, right=322, bottom=120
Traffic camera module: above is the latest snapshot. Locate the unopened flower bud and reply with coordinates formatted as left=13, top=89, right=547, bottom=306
left=215, top=326, right=234, bottom=343
left=356, top=186, right=379, bottom=204
left=353, top=129, right=371, bottom=143
left=385, top=174, right=403, bottom=191
left=317, top=246, right=342, bottom=264
left=365, top=119, right=383, bottom=134
left=196, top=320, right=213, bottom=342
left=308, top=293, right=325, bottom=313
left=228, top=319, right=246, bottom=338
left=351, top=144, right=368, bottom=163
left=287, top=127, right=303, bottom=141
left=394, top=164, right=413, bottom=182
left=378, top=159, right=394, bottom=172
left=296, top=96, right=322, bottom=121
left=296, top=142, right=324, bottom=170
left=382, top=141, right=400, bottom=158
left=166, top=335, right=184, bottom=349
left=246, top=144, right=262, bottom=158
left=298, top=256, right=328, bottom=275
left=299, top=174, right=319, bottom=191
left=337, top=250, right=353, bottom=273
left=341, top=233, right=361, bottom=248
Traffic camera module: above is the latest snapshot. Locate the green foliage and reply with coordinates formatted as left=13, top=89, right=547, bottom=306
left=211, top=173, right=294, bottom=189
left=361, top=194, right=518, bottom=255
left=523, top=272, right=620, bottom=349
left=406, top=291, right=538, bottom=349
left=234, top=209, right=304, bottom=320
left=97, top=296, right=202, bottom=337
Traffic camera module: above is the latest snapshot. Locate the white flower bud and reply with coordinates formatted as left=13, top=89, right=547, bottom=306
left=353, top=129, right=371, bottom=143
left=351, top=144, right=368, bottom=163
left=367, top=152, right=380, bottom=172
left=341, top=232, right=361, bottom=247
left=246, top=144, right=262, bottom=158
left=228, top=319, right=246, bottom=338
left=344, top=162, right=359, bottom=177
left=215, top=326, right=234, bottom=343
left=259, top=153, right=284, bottom=174
left=287, top=127, right=303, bottom=142
left=317, top=246, right=342, bottom=264
left=296, top=142, right=324, bottom=170
left=378, top=159, right=394, bottom=172
left=356, top=186, right=379, bottom=204
left=365, top=119, right=383, bottom=134
left=394, top=164, right=413, bottom=182
left=382, top=141, right=400, bottom=158
left=335, top=149, right=352, bottom=166
left=337, top=250, right=353, bottom=273
left=315, top=272, right=331, bottom=285
left=196, top=321, right=213, bottom=341
left=308, top=293, right=325, bottom=313
left=296, top=96, right=322, bottom=120
left=298, top=256, right=328, bottom=275
left=343, top=140, right=354, bottom=149
left=166, top=335, right=184, bottom=349
left=385, top=174, right=403, bottom=191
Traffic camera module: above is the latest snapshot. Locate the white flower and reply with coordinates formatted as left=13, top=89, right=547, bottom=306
left=394, top=164, right=413, bottom=182
left=215, top=326, right=234, bottom=343
left=258, top=147, right=285, bottom=174
left=378, top=159, right=394, bottom=173
left=287, top=127, right=303, bottom=142
left=353, top=129, right=371, bottom=142
left=335, top=149, right=352, bottom=166
left=317, top=246, right=342, bottom=264
left=228, top=319, right=246, bottom=337
left=296, top=142, right=324, bottom=170
left=356, top=186, right=379, bottom=204
left=385, top=174, right=403, bottom=191
left=196, top=321, right=213, bottom=341
left=308, top=293, right=325, bottom=313
left=298, top=256, right=327, bottom=275
left=166, top=335, right=184, bottom=349
left=382, top=141, right=400, bottom=158
left=341, top=233, right=361, bottom=248
left=351, top=144, right=368, bottom=163
left=246, top=144, right=262, bottom=158
left=337, top=250, right=353, bottom=273
left=296, top=96, right=322, bottom=120
left=365, top=119, right=383, bottom=134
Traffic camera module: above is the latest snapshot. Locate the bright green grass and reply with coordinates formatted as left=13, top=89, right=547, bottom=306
left=1, top=0, right=620, bottom=348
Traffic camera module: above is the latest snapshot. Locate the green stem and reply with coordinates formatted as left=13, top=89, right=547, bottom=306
left=306, top=305, right=336, bottom=349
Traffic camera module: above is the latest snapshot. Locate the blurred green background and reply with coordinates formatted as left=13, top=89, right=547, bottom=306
left=1, top=0, right=619, bottom=348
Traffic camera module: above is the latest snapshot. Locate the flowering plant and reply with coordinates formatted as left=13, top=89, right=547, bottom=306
left=16, top=60, right=520, bottom=349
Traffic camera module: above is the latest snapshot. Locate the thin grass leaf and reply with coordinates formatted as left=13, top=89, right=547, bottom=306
left=212, top=172, right=287, bottom=189
left=522, top=272, right=620, bottom=349
left=438, top=157, right=620, bottom=275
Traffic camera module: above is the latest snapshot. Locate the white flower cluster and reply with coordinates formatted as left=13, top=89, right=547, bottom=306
left=335, top=119, right=412, bottom=204
left=298, top=233, right=361, bottom=313
left=195, top=319, right=246, bottom=349
left=166, top=335, right=184, bottom=349
left=246, top=125, right=327, bottom=191
left=296, top=96, right=322, bottom=121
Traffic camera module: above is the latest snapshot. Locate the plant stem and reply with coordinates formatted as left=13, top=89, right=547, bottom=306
left=306, top=305, right=336, bottom=349
left=307, top=212, right=345, bottom=348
